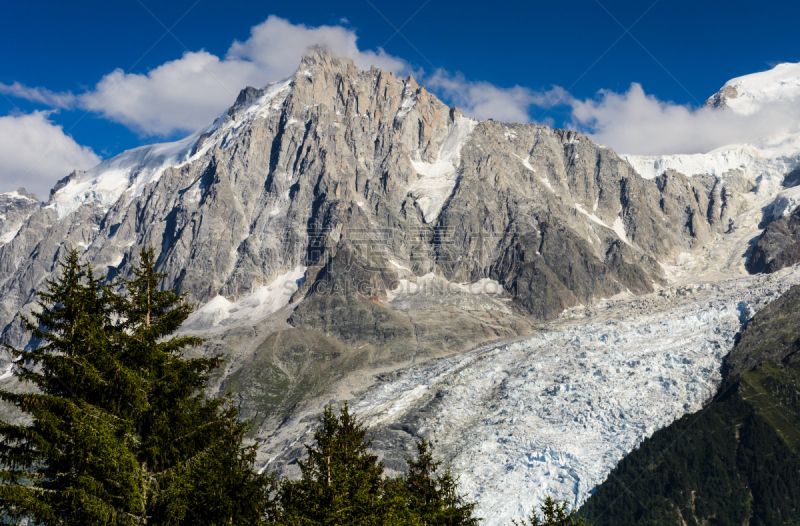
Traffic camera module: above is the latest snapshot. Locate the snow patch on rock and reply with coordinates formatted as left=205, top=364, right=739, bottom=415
left=182, top=266, right=306, bottom=331
left=408, top=117, right=476, bottom=222
left=575, top=204, right=630, bottom=245
left=769, top=184, right=800, bottom=220
left=0, top=224, right=21, bottom=245
left=1, top=191, right=36, bottom=202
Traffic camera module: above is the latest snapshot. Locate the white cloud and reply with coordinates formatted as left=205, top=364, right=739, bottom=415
left=79, top=51, right=257, bottom=136
left=0, top=111, right=101, bottom=200
left=426, top=70, right=537, bottom=124
left=0, top=82, right=76, bottom=109
left=561, top=83, right=800, bottom=155
left=6, top=15, right=795, bottom=160
left=79, top=16, right=409, bottom=136
left=0, top=16, right=546, bottom=138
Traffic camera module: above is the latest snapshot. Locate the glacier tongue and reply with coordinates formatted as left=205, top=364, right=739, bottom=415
left=352, top=267, right=800, bottom=526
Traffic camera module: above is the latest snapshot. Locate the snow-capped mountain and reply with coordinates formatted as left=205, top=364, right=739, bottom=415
left=47, top=79, right=295, bottom=220
left=704, top=61, right=800, bottom=114
left=627, top=62, right=800, bottom=225
left=3, top=51, right=800, bottom=525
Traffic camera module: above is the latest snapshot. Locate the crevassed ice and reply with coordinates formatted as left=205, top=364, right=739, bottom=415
left=353, top=268, right=800, bottom=526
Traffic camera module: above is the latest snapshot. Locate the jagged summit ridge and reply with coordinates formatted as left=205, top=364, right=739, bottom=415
left=45, top=76, right=294, bottom=220
left=42, top=48, right=463, bottom=221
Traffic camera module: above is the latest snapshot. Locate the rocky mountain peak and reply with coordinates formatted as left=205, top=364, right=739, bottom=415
left=0, top=47, right=752, bottom=354
left=233, top=85, right=266, bottom=108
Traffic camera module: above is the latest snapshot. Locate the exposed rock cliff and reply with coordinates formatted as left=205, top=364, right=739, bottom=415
left=0, top=50, right=744, bottom=353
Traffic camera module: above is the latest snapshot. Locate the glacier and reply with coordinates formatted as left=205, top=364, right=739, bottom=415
left=352, top=266, right=800, bottom=525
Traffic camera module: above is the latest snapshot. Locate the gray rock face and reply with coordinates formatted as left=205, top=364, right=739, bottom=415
left=0, top=49, right=751, bottom=467
left=703, top=84, right=739, bottom=110
left=749, top=205, right=800, bottom=273
left=748, top=168, right=800, bottom=274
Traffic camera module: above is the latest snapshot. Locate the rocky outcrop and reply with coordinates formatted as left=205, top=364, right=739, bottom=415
left=749, top=205, right=800, bottom=273
left=703, top=84, right=738, bottom=110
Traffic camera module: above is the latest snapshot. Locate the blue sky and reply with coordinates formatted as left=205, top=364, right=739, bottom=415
left=1, top=0, right=799, bottom=198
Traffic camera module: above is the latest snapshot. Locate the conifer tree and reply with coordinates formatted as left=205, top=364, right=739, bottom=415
left=0, top=247, right=272, bottom=525
left=400, top=438, right=479, bottom=525
left=274, top=404, right=481, bottom=526
left=0, top=248, right=143, bottom=525
left=111, top=247, right=270, bottom=525
left=510, top=495, right=590, bottom=526
left=277, top=402, right=388, bottom=525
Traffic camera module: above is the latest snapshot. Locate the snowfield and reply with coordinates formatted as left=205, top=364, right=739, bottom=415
left=408, top=116, right=477, bottom=223
left=716, top=61, right=800, bottom=115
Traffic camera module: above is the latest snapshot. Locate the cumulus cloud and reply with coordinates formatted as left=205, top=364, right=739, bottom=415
left=79, top=51, right=258, bottom=136
left=79, top=16, right=409, bottom=136
left=535, top=83, right=800, bottom=155
left=0, top=111, right=101, bottom=200
left=1, top=16, right=542, bottom=137
left=426, top=70, right=538, bottom=124
left=6, top=15, right=796, bottom=159
left=0, top=82, right=77, bottom=109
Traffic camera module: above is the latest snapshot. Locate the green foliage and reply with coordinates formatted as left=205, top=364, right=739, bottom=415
left=276, top=402, right=386, bottom=525
left=0, top=247, right=271, bottom=525
left=0, top=248, right=143, bottom=525
left=400, top=438, right=479, bottom=525
left=273, top=403, right=479, bottom=525
left=578, top=390, right=800, bottom=525
left=510, top=495, right=589, bottom=526
left=739, top=361, right=800, bottom=454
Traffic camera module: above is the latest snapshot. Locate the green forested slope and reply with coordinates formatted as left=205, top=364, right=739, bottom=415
left=579, top=285, right=800, bottom=525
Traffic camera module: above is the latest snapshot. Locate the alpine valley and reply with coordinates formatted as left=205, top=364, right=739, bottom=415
left=2, top=49, right=800, bottom=525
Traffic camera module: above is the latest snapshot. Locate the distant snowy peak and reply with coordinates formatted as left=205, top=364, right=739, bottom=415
left=627, top=63, right=800, bottom=211
left=704, top=61, right=800, bottom=115
left=46, top=77, right=294, bottom=220
left=0, top=189, right=37, bottom=203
